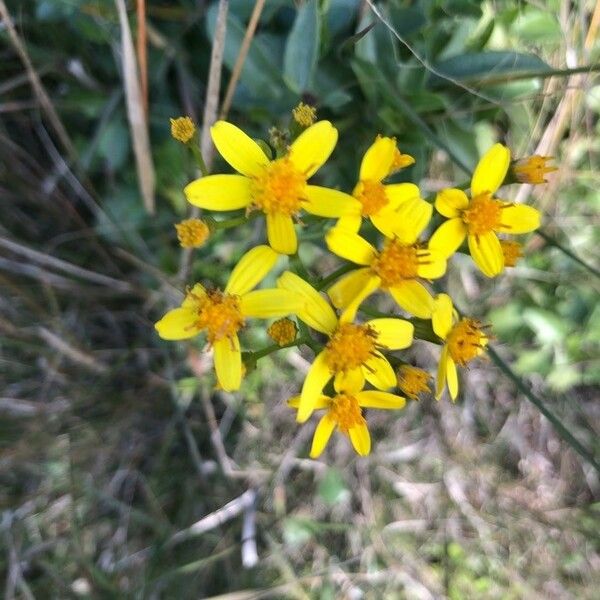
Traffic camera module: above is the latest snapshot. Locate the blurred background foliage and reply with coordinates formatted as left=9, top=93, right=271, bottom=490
left=1, top=0, right=599, bottom=598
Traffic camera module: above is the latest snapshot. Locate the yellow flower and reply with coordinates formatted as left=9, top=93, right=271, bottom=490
left=277, top=272, right=413, bottom=423
left=155, top=245, right=301, bottom=391
left=513, top=155, right=556, bottom=184
left=429, top=144, right=541, bottom=277
left=500, top=239, right=523, bottom=267
left=397, top=365, right=431, bottom=400
left=325, top=212, right=446, bottom=319
left=432, top=294, right=488, bottom=401
left=184, top=120, right=358, bottom=255
left=288, top=372, right=406, bottom=457
left=175, top=218, right=210, bottom=248
left=336, top=135, right=424, bottom=238
left=292, top=102, right=317, bottom=127
left=170, top=116, right=196, bottom=143
left=267, top=318, right=298, bottom=346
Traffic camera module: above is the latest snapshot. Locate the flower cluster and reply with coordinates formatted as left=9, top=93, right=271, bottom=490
left=157, top=107, right=545, bottom=459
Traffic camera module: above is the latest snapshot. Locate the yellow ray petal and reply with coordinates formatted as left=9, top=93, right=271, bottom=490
left=303, top=185, right=359, bottom=217
left=240, top=289, right=301, bottom=318
left=155, top=307, right=200, bottom=340
left=211, top=120, right=269, bottom=177
left=225, top=245, right=279, bottom=296
left=325, top=227, right=377, bottom=265
left=309, top=414, right=336, bottom=458
left=432, top=293, right=454, bottom=340
left=182, top=284, right=206, bottom=307
left=369, top=206, right=405, bottom=238
left=471, top=143, right=510, bottom=196
left=266, top=213, right=297, bottom=255
left=339, top=274, right=381, bottom=324
left=184, top=175, right=252, bottom=211
left=335, top=212, right=362, bottom=233
left=288, top=395, right=330, bottom=410
left=213, top=335, right=242, bottom=391
left=299, top=351, right=332, bottom=423
left=385, top=183, right=420, bottom=208
left=359, top=136, right=396, bottom=181
left=446, top=354, right=458, bottom=401
left=357, top=391, right=406, bottom=410
left=389, top=280, right=435, bottom=319
left=366, top=318, right=414, bottom=350
left=327, top=268, right=374, bottom=309
left=429, top=218, right=467, bottom=258
left=349, top=423, right=371, bottom=456
left=362, top=352, right=396, bottom=390
left=333, top=368, right=365, bottom=395
left=392, top=197, right=433, bottom=244
left=289, top=120, right=337, bottom=178
left=417, top=248, right=447, bottom=279
left=435, top=344, right=448, bottom=399
left=468, top=231, right=504, bottom=277
left=277, top=271, right=337, bottom=335
left=435, top=188, right=469, bottom=218
left=497, top=204, right=541, bottom=234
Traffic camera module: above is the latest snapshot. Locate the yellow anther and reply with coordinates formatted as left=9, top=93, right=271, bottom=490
left=170, top=116, right=196, bottom=143
left=187, top=289, right=244, bottom=344
left=353, top=180, right=389, bottom=216
left=500, top=240, right=523, bottom=267
left=325, top=323, right=377, bottom=372
left=371, top=240, right=420, bottom=287
left=329, top=393, right=366, bottom=433
left=446, top=318, right=488, bottom=367
left=513, top=155, right=556, bottom=184
left=267, top=318, right=298, bottom=346
left=292, top=102, right=317, bottom=127
left=175, top=218, right=210, bottom=248
left=462, top=192, right=503, bottom=235
left=397, top=365, right=431, bottom=400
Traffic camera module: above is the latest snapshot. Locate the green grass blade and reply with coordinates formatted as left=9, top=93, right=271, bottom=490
left=536, top=228, right=600, bottom=279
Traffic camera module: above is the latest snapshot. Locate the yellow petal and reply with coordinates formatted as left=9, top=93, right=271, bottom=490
left=362, top=352, right=396, bottom=390
left=325, top=227, right=377, bottom=265
left=471, top=143, right=510, bottom=196
left=288, top=395, right=330, bottom=410
left=339, top=274, right=380, bottom=324
left=225, top=245, right=279, bottom=296
left=435, top=344, right=448, bottom=399
left=184, top=175, right=252, bottom=211
left=385, top=183, right=420, bottom=208
left=333, top=368, right=365, bottom=395
left=366, top=318, right=414, bottom=350
left=266, top=213, right=297, bottom=255
left=277, top=271, right=337, bottom=335
left=213, top=335, right=242, bottom=391
left=211, top=120, right=269, bottom=177
left=392, top=197, right=433, bottom=244
left=299, top=351, right=332, bottom=423
left=468, top=232, right=504, bottom=277
left=289, top=120, right=337, bottom=178
left=359, top=136, right=396, bottom=181
left=155, top=307, right=199, bottom=340
left=417, top=248, right=447, bottom=279
left=389, top=280, right=435, bottom=319
left=182, top=284, right=206, bottom=307
left=327, top=268, right=374, bottom=309
left=309, top=414, right=336, bottom=458
left=432, top=293, right=454, bottom=339
left=429, top=218, right=467, bottom=258
left=498, top=204, right=541, bottom=234
left=303, top=185, right=359, bottom=217
left=370, top=206, right=405, bottom=238
left=240, top=289, right=301, bottom=318
left=446, top=354, right=458, bottom=401
left=357, top=391, right=406, bottom=410
left=335, top=212, right=362, bottom=233
left=349, top=423, right=371, bottom=456
left=435, top=188, right=469, bottom=218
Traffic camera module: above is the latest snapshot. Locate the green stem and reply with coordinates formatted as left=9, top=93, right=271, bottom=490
left=212, top=212, right=259, bottom=231
left=314, top=263, right=356, bottom=291
left=536, top=228, right=600, bottom=279
left=188, top=141, right=209, bottom=176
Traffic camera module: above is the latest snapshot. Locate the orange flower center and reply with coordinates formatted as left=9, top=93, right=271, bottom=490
left=462, top=193, right=502, bottom=235
left=500, top=240, right=523, bottom=267
left=267, top=318, right=297, bottom=346
left=446, top=318, right=487, bottom=366
left=325, top=323, right=377, bottom=372
left=189, top=289, right=244, bottom=344
left=371, top=240, right=420, bottom=287
left=397, top=365, right=431, bottom=400
left=513, top=155, right=556, bottom=184
left=250, top=157, right=306, bottom=216
left=353, top=180, right=389, bottom=216
left=329, top=393, right=366, bottom=433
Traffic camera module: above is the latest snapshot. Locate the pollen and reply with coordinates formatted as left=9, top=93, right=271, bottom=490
left=462, top=193, right=503, bottom=235
left=325, top=323, right=377, bottom=372
left=388, top=147, right=415, bottom=175
left=371, top=240, right=420, bottom=287
left=353, top=180, right=389, bottom=216
left=175, top=218, right=210, bottom=248
left=513, top=155, right=556, bottom=184
left=189, top=289, right=244, bottom=344
left=397, top=365, right=431, bottom=400
left=292, top=102, right=317, bottom=127
left=500, top=240, right=523, bottom=267
left=329, top=393, right=366, bottom=433
left=446, top=318, right=488, bottom=367
left=250, top=157, right=307, bottom=216
left=267, top=318, right=297, bottom=346
left=170, top=116, right=196, bottom=143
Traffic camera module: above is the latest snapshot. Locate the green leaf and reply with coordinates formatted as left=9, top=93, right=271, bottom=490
left=283, top=1, right=321, bottom=93
left=317, top=468, right=349, bottom=505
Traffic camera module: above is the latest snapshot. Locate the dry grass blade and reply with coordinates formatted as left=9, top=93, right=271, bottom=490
left=136, top=0, right=148, bottom=116
left=115, top=0, right=155, bottom=214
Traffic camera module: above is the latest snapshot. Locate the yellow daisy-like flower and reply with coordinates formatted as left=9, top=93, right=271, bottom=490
left=336, top=135, right=424, bottom=239
left=267, top=317, right=298, bottom=346
left=325, top=208, right=446, bottom=319
left=155, top=245, right=300, bottom=391
left=175, top=218, right=210, bottom=248
left=432, top=294, right=489, bottom=401
left=397, top=365, right=431, bottom=400
left=170, top=116, right=196, bottom=143
left=292, top=102, right=317, bottom=127
left=277, top=271, right=413, bottom=423
left=500, top=239, right=523, bottom=267
left=429, top=143, right=541, bottom=277
left=513, top=155, right=556, bottom=184
left=288, top=373, right=406, bottom=457
left=184, top=120, right=358, bottom=255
